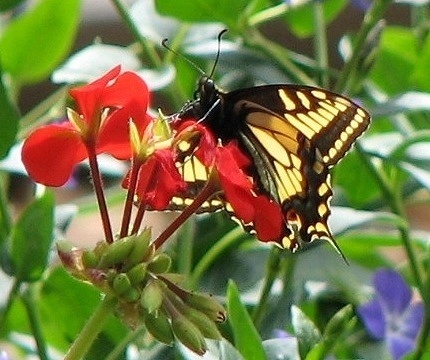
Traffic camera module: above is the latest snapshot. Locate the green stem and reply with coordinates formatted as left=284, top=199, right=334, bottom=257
left=355, top=143, right=424, bottom=292
left=22, top=285, right=49, bottom=360
left=0, top=279, right=21, bottom=328
left=251, top=247, right=283, bottom=328
left=189, top=227, right=246, bottom=289
left=313, top=1, right=329, bottom=88
left=105, top=326, right=146, bottom=360
left=244, top=29, right=316, bottom=85
left=64, top=295, right=118, bottom=360
left=248, top=2, right=289, bottom=27
left=334, top=0, right=392, bottom=93
left=110, top=0, right=162, bottom=67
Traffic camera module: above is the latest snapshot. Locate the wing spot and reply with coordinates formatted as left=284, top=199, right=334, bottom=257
left=320, top=101, right=340, bottom=116
left=318, top=204, right=328, bottom=217
left=317, top=108, right=335, bottom=121
left=297, top=113, right=322, bottom=133
left=350, top=120, right=360, bottom=129
left=357, top=108, right=367, bottom=117
left=297, top=91, right=311, bottom=109
left=335, top=139, right=343, bottom=150
left=284, top=113, right=315, bottom=139
left=340, top=132, right=348, bottom=141
left=328, top=148, right=337, bottom=159
left=278, top=89, right=297, bottom=111
left=354, top=113, right=365, bottom=123
left=318, top=182, right=330, bottom=196
left=334, top=101, right=347, bottom=112
left=308, top=111, right=329, bottom=126
left=311, top=90, right=327, bottom=99
left=316, top=222, right=328, bottom=233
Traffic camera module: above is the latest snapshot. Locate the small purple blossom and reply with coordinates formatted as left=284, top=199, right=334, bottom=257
left=358, top=269, right=424, bottom=360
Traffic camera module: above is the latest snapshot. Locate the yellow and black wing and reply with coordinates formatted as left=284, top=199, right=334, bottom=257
left=173, top=80, right=371, bottom=251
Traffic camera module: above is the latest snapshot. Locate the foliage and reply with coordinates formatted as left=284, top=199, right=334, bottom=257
left=2, top=0, right=430, bottom=359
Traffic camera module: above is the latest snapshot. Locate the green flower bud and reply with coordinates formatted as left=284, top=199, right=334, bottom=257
left=148, top=253, right=172, bottom=274
left=127, top=263, right=147, bottom=286
left=171, top=314, right=206, bottom=355
left=184, top=293, right=227, bottom=323
left=82, top=250, right=99, bottom=269
left=145, top=312, right=174, bottom=345
left=97, top=236, right=136, bottom=268
left=183, top=306, right=222, bottom=340
left=122, top=287, right=140, bottom=302
left=140, top=280, right=164, bottom=313
left=123, top=229, right=152, bottom=270
left=112, top=273, right=132, bottom=295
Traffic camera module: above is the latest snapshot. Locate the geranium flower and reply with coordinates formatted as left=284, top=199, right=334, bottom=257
left=357, top=269, right=424, bottom=360
left=173, top=120, right=284, bottom=243
left=22, top=66, right=151, bottom=186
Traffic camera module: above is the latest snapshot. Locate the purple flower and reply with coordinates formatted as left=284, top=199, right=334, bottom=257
left=357, top=269, right=424, bottom=360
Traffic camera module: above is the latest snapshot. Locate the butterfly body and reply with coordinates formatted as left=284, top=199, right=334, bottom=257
left=177, top=76, right=370, bottom=251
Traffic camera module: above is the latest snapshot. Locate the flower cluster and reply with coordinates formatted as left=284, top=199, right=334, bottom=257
left=20, top=66, right=285, bottom=354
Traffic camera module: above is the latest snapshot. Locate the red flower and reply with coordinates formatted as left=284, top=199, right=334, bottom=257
left=174, top=121, right=284, bottom=243
left=22, top=66, right=151, bottom=186
left=123, top=149, right=187, bottom=210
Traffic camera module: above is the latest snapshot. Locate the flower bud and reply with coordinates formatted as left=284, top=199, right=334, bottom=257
left=112, top=273, right=132, bottom=295
left=97, top=236, right=135, bottom=268
left=123, top=229, right=151, bottom=271
left=148, top=253, right=172, bottom=274
left=140, top=280, right=164, bottom=313
left=171, top=314, right=206, bottom=355
left=82, top=250, right=99, bottom=269
left=127, top=263, right=147, bottom=286
left=145, top=312, right=174, bottom=345
left=184, top=293, right=227, bottom=323
left=183, top=306, right=222, bottom=340
left=122, top=287, right=140, bottom=302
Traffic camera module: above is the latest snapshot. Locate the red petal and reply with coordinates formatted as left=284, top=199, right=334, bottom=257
left=251, top=196, right=283, bottom=242
left=69, top=66, right=121, bottom=123
left=22, top=123, right=87, bottom=186
left=135, top=150, right=186, bottom=210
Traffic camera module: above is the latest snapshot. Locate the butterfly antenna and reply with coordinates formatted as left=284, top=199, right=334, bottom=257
left=162, top=38, right=205, bottom=75
left=209, top=29, right=228, bottom=79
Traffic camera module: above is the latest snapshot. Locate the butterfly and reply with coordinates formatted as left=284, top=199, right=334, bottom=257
left=171, top=76, right=371, bottom=252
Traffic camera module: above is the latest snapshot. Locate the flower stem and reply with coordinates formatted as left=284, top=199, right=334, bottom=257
left=22, top=285, right=49, bottom=360
left=120, top=159, right=142, bottom=238
left=0, top=279, right=21, bottom=329
left=251, top=246, right=283, bottom=328
left=86, top=146, right=114, bottom=243
left=152, top=182, right=216, bottom=250
left=110, top=0, right=162, bottom=67
left=355, top=143, right=424, bottom=292
left=313, top=0, right=329, bottom=88
left=334, top=0, right=392, bottom=94
left=64, top=295, right=118, bottom=360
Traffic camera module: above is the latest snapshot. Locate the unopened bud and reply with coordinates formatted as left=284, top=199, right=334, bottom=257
left=123, top=229, right=151, bottom=271
left=82, top=250, right=98, bottom=269
left=112, top=273, right=132, bottom=295
left=97, top=236, right=135, bottom=268
left=127, top=263, right=147, bottom=286
left=148, top=253, right=172, bottom=274
left=140, top=280, right=164, bottom=313
left=183, top=306, right=222, bottom=340
left=145, top=312, right=174, bottom=345
left=171, top=314, right=206, bottom=355
left=184, top=293, right=227, bottom=323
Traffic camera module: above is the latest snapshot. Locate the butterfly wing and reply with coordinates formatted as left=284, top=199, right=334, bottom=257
left=172, top=83, right=370, bottom=250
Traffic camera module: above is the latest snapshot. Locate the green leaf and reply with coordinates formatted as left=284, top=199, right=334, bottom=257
left=305, top=305, right=355, bottom=360
left=227, top=280, right=266, bottom=360
left=9, top=191, right=55, bottom=281
left=291, top=305, right=321, bottom=359
left=0, top=65, right=19, bottom=159
left=369, top=26, right=418, bottom=94
left=0, top=0, right=81, bottom=85
left=284, top=0, right=347, bottom=38
left=155, top=0, right=250, bottom=29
